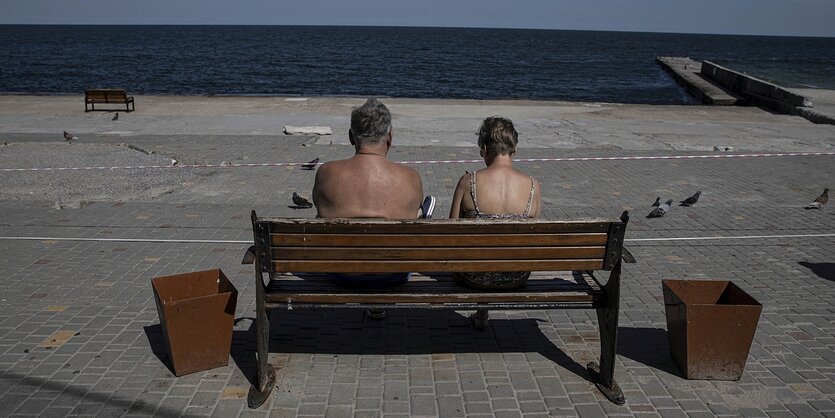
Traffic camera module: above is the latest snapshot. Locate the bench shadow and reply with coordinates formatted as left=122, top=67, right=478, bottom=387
left=142, top=324, right=176, bottom=375
left=798, top=261, right=835, bottom=281
left=617, top=326, right=681, bottom=376
left=230, top=310, right=591, bottom=387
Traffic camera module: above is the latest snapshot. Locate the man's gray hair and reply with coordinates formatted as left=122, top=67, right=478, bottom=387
left=350, top=98, right=392, bottom=145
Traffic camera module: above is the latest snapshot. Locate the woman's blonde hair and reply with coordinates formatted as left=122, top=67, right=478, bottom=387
left=477, top=116, right=518, bottom=156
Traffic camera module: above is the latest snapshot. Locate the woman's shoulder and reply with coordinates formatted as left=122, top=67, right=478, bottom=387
left=456, top=170, right=473, bottom=183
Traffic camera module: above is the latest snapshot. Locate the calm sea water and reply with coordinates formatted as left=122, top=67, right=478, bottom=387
left=1, top=25, right=833, bottom=104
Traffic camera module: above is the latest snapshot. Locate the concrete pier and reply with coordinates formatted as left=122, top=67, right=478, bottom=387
left=655, top=56, right=739, bottom=105
left=657, top=56, right=835, bottom=125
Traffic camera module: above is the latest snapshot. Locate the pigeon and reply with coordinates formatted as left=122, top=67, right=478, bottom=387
left=651, top=197, right=660, bottom=207
left=63, top=131, right=77, bottom=142
left=679, top=191, right=701, bottom=207
left=301, top=157, right=319, bottom=170
left=112, top=112, right=119, bottom=121
left=805, top=188, right=829, bottom=209
left=647, top=199, right=672, bottom=218
left=292, top=192, right=313, bottom=209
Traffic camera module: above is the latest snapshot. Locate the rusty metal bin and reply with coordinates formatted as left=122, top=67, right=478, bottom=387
left=662, top=279, right=761, bottom=380
left=152, top=269, right=238, bottom=376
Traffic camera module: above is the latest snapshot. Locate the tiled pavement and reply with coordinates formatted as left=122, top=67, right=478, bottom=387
left=1, top=141, right=834, bottom=417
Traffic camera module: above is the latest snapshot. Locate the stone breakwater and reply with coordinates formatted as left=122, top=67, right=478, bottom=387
left=657, top=56, right=835, bottom=125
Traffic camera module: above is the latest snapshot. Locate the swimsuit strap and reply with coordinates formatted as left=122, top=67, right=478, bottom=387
left=469, top=170, right=481, bottom=214
left=525, top=176, right=535, bottom=216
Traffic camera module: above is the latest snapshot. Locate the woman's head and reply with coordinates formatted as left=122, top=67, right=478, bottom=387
left=477, top=116, right=518, bottom=157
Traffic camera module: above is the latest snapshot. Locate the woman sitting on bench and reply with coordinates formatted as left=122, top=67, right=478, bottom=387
left=449, top=116, right=543, bottom=288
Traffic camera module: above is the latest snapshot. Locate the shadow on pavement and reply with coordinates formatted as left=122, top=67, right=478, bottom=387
left=617, top=326, right=682, bottom=377
left=1, top=371, right=181, bottom=417
left=143, top=324, right=176, bottom=375
left=799, top=261, right=835, bottom=281
left=229, top=309, right=592, bottom=387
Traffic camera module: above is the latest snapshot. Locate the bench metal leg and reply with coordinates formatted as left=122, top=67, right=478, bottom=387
left=587, top=261, right=625, bottom=405
left=247, top=274, right=275, bottom=408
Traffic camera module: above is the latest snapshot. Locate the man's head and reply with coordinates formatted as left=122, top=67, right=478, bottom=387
left=350, top=98, right=392, bottom=147
left=477, top=116, right=518, bottom=156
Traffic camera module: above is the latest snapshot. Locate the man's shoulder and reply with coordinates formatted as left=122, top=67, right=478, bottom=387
left=386, top=159, right=419, bottom=175
left=316, top=158, right=351, bottom=175
left=389, top=161, right=421, bottom=184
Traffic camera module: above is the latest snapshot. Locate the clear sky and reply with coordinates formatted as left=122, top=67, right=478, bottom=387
left=3, top=0, right=834, bottom=38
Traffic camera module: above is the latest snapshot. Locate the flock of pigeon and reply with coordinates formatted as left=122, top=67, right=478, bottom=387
left=645, top=188, right=828, bottom=218
left=646, top=191, right=701, bottom=218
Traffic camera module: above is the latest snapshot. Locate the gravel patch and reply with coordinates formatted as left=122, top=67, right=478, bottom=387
left=0, top=142, right=193, bottom=207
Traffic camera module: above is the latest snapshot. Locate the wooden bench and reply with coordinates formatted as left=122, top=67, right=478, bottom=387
left=84, top=89, right=135, bottom=112
left=247, top=211, right=630, bottom=408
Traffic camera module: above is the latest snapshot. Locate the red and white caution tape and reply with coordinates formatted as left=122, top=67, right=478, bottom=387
left=1, top=151, right=833, bottom=172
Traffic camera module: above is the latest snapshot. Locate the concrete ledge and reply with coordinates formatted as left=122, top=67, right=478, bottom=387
left=796, top=107, right=835, bottom=125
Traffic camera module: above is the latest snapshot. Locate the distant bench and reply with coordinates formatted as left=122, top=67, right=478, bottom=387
left=84, top=89, right=135, bottom=112
left=245, top=212, right=631, bottom=408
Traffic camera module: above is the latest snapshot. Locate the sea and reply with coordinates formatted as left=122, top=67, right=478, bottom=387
left=1, top=25, right=833, bottom=105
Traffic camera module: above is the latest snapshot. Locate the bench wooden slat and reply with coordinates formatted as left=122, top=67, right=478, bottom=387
left=268, top=271, right=600, bottom=287
left=267, top=218, right=614, bottom=234
left=265, top=271, right=599, bottom=304
left=86, top=92, right=110, bottom=100
left=272, top=233, right=608, bottom=247
left=272, top=246, right=606, bottom=261
left=273, top=259, right=603, bottom=273
left=266, top=292, right=595, bottom=305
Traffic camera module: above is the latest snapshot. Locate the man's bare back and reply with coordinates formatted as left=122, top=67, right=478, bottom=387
left=313, top=153, right=422, bottom=218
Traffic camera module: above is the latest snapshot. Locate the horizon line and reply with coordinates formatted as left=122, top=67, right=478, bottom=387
left=1, top=23, right=833, bottom=39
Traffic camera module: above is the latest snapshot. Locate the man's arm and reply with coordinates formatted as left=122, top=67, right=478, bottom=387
left=311, top=164, right=329, bottom=217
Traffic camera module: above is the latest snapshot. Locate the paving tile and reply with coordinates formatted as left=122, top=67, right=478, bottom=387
left=2, top=145, right=835, bottom=418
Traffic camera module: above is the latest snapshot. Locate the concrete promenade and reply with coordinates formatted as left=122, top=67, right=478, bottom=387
left=1, top=95, right=834, bottom=417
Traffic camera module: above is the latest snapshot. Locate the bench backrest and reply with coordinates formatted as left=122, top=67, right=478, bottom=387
left=85, top=89, right=127, bottom=101
left=251, top=212, right=628, bottom=275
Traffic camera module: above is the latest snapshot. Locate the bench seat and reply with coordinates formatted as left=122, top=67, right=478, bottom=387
left=84, top=89, right=135, bottom=112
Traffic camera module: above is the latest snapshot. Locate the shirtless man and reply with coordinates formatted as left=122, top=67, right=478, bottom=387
left=313, top=98, right=424, bottom=219
left=312, top=99, right=432, bottom=308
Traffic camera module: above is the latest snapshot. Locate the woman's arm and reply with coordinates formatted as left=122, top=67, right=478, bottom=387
left=531, top=178, right=543, bottom=218
left=448, top=173, right=470, bottom=219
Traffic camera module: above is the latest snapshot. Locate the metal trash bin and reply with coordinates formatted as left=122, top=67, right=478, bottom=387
left=152, top=269, right=238, bottom=376
left=662, top=279, right=761, bottom=380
